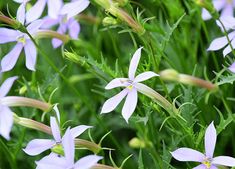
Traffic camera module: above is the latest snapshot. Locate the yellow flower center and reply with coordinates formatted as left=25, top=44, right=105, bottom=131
left=17, top=37, right=26, bottom=45
left=227, top=0, right=233, bottom=4
left=202, top=160, right=211, bottom=168
left=127, top=85, right=133, bottom=90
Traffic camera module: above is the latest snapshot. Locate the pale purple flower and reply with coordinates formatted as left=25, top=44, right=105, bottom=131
left=207, top=16, right=235, bottom=70
left=101, top=47, right=159, bottom=122
left=42, top=15, right=80, bottom=48
left=23, top=116, right=92, bottom=156
left=171, top=122, right=235, bottom=169
left=0, top=76, right=18, bottom=140
left=26, top=0, right=63, bottom=23
left=60, top=0, right=90, bottom=19
left=202, top=0, right=235, bottom=20
left=0, top=20, right=41, bottom=72
left=36, top=128, right=102, bottom=169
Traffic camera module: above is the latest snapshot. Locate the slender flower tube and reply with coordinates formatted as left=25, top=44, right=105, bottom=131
left=101, top=47, right=175, bottom=122
left=159, top=69, right=217, bottom=91
left=0, top=96, right=51, bottom=111
left=171, top=122, right=235, bottom=168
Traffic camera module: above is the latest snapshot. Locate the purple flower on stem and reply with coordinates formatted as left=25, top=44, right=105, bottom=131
left=202, top=0, right=235, bottom=20
left=26, top=0, right=63, bottom=23
left=36, top=128, right=102, bottom=169
left=60, top=0, right=90, bottom=19
left=171, top=122, right=235, bottom=169
left=101, top=47, right=159, bottom=122
left=23, top=116, right=92, bottom=156
left=42, top=15, right=80, bottom=48
left=0, top=76, right=18, bottom=140
left=0, top=6, right=42, bottom=72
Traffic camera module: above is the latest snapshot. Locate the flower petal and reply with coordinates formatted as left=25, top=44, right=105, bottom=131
left=47, top=0, right=62, bottom=19
left=212, top=156, right=235, bottom=167
left=60, top=0, right=90, bottom=19
left=27, top=19, right=43, bottom=35
left=74, top=155, right=102, bottom=169
left=24, top=40, right=37, bottom=71
left=16, top=3, right=26, bottom=24
left=0, top=28, right=18, bottom=44
left=217, top=16, right=235, bottom=31
left=128, top=47, right=143, bottom=80
left=193, top=164, right=207, bottom=169
left=122, top=88, right=138, bottom=123
left=171, top=148, right=204, bottom=162
left=101, top=89, right=128, bottom=114
left=201, top=9, right=212, bottom=20
left=50, top=117, right=61, bottom=142
left=41, top=17, right=59, bottom=29
left=53, top=104, right=60, bottom=123
left=70, top=125, right=93, bottom=138
left=23, top=139, right=55, bottom=156
left=134, top=71, right=159, bottom=83
left=228, top=62, right=235, bottom=73
left=1, top=43, right=23, bottom=72
left=205, top=122, right=217, bottom=158
left=26, top=0, right=47, bottom=23
left=36, top=153, right=67, bottom=169
left=213, top=0, right=226, bottom=11
left=0, top=76, right=18, bottom=97
left=105, top=78, right=129, bottom=90
left=0, top=106, right=13, bottom=140
left=207, top=35, right=232, bottom=51
left=68, top=19, right=80, bottom=39
left=221, top=4, right=233, bottom=18
left=223, top=39, right=235, bottom=57
left=62, top=129, right=74, bottom=165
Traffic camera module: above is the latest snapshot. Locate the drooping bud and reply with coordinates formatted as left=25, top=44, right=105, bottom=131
left=129, top=137, right=146, bottom=148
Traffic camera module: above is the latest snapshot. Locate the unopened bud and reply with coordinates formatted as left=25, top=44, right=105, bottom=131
left=129, top=137, right=146, bottom=148
left=102, top=17, right=118, bottom=26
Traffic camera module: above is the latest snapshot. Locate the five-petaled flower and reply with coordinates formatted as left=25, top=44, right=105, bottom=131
left=101, top=47, right=159, bottom=122
left=36, top=128, right=102, bottom=169
left=0, top=5, right=42, bottom=72
left=202, top=0, right=235, bottom=20
left=171, top=122, right=235, bottom=169
left=24, top=116, right=92, bottom=156
left=0, top=76, right=18, bottom=140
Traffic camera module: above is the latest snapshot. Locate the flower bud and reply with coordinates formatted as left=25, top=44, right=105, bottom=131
left=129, top=137, right=146, bottom=148
left=102, top=17, right=118, bottom=26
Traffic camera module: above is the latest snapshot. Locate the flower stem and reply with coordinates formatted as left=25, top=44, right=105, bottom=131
left=91, top=164, right=117, bottom=169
